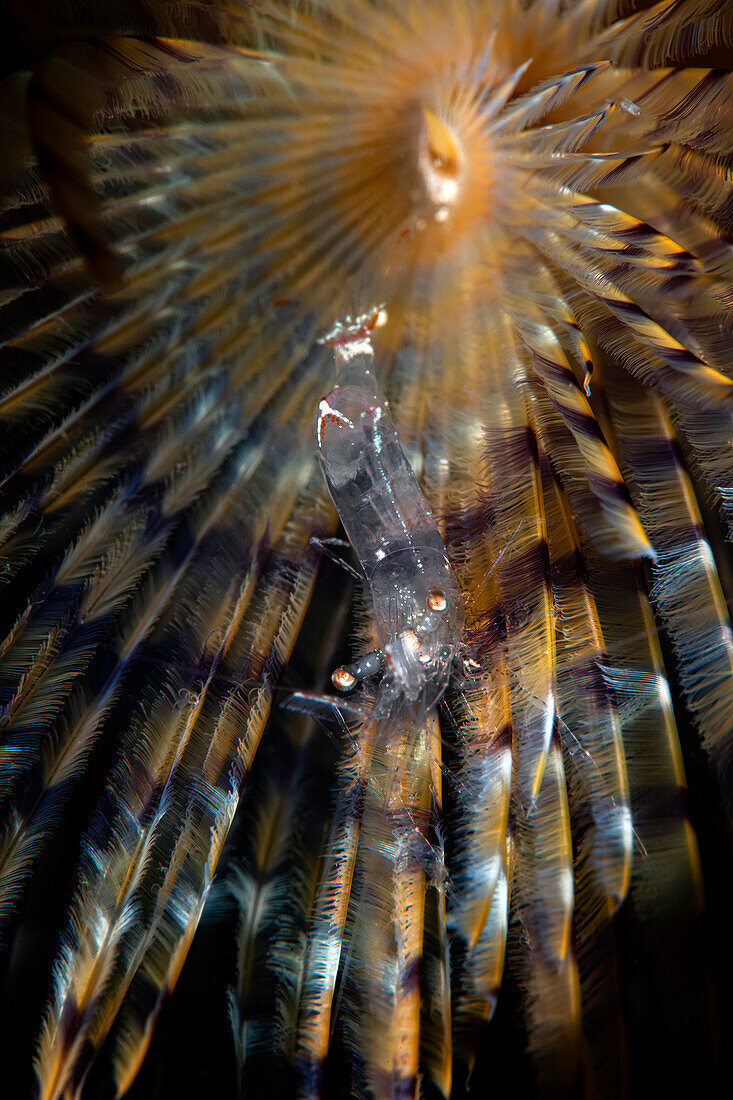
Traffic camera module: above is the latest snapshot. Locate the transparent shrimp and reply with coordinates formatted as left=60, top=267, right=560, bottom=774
left=315, top=311, right=464, bottom=715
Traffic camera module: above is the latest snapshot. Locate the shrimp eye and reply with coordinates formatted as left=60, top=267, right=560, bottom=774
left=427, top=589, right=447, bottom=612
left=332, top=667, right=357, bottom=691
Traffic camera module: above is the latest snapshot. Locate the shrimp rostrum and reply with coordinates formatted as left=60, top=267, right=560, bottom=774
left=315, top=313, right=464, bottom=718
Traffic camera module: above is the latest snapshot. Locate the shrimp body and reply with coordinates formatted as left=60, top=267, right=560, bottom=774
left=316, top=335, right=464, bottom=711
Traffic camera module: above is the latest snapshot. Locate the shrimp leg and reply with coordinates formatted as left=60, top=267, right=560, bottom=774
left=309, top=536, right=364, bottom=582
